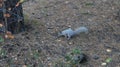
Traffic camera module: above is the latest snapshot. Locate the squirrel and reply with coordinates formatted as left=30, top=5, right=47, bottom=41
left=58, top=27, right=88, bottom=39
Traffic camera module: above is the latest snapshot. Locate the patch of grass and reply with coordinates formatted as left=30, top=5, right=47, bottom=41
left=32, top=50, right=40, bottom=59
left=31, top=50, right=44, bottom=67
left=71, top=48, right=81, bottom=55
left=64, top=48, right=82, bottom=66
left=0, top=48, right=7, bottom=56
left=105, top=58, right=112, bottom=63
left=54, top=59, right=71, bottom=67
left=65, top=54, right=72, bottom=61
left=0, top=36, right=4, bottom=42
left=85, top=2, right=94, bottom=6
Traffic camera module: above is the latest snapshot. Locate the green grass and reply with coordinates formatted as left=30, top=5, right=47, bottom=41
left=53, top=48, right=82, bottom=67
left=0, top=36, right=4, bottom=42
left=0, top=48, right=7, bottom=56
left=85, top=2, right=94, bottom=6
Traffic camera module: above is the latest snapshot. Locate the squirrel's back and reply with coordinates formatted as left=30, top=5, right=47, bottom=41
left=74, top=27, right=88, bottom=34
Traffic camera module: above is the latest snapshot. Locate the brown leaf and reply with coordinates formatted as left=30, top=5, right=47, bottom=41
left=0, top=23, right=3, bottom=27
left=5, top=31, right=14, bottom=39
left=22, top=65, right=27, bottom=67
left=16, top=2, right=20, bottom=7
left=0, top=4, right=2, bottom=7
left=8, top=8, right=11, bottom=11
left=4, top=13, right=11, bottom=17
left=5, top=34, right=14, bottom=39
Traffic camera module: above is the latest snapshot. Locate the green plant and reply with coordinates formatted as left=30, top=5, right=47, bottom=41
left=0, top=48, right=7, bottom=56
left=0, top=36, right=4, bottom=42
left=64, top=48, right=82, bottom=66
left=54, top=59, right=71, bottom=67
left=85, top=2, right=94, bottom=6
left=71, top=48, right=81, bottom=54
left=105, top=58, right=112, bottom=63
left=32, top=50, right=40, bottom=59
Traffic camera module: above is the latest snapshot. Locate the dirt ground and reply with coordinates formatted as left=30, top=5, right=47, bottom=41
left=1, top=0, right=120, bottom=67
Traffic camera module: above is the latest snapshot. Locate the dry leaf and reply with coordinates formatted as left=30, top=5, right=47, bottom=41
left=6, top=31, right=12, bottom=35
left=8, top=8, right=11, bottom=11
left=0, top=23, right=3, bottom=27
left=5, top=34, right=14, bottom=39
left=5, top=31, right=14, bottom=39
left=8, top=35, right=14, bottom=39
left=0, top=4, right=2, bottom=7
left=5, top=35, right=8, bottom=38
left=16, top=0, right=24, bottom=7
left=16, top=2, right=20, bottom=7
left=19, top=0, right=24, bottom=3
left=101, top=62, right=107, bottom=66
left=4, top=13, right=10, bottom=17
left=22, top=65, right=27, bottom=67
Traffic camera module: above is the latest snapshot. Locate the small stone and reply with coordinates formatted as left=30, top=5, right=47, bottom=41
left=68, top=42, right=73, bottom=45
left=101, top=62, right=107, bottom=66
left=88, top=18, right=92, bottom=21
left=15, top=57, right=17, bottom=60
left=41, top=41, right=44, bottom=43
left=57, top=39, right=61, bottom=42
left=68, top=25, right=71, bottom=27
left=48, top=63, right=52, bottom=66
left=30, top=53, right=33, bottom=56
left=65, top=1, right=69, bottom=4
left=106, top=49, right=112, bottom=52
left=47, top=57, right=51, bottom=61
left=22, top=65, right=27, bottom=67
left=102, top=15, right=105, bottom=18
left=5, top=35, right=8, bottom=38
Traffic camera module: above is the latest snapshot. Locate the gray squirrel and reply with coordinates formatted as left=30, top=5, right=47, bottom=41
left=58, top=27, right=88, bottom=39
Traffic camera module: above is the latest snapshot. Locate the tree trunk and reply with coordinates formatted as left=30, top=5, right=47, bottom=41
left=0, top=0, right=25, bottom=34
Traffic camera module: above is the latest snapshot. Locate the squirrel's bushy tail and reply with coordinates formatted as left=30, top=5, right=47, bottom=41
left=74, top=27, right=88, bottom=35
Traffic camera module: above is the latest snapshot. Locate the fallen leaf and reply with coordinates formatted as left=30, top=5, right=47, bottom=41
left=4, top=13, right=10, bottom=17
left=0, top=24, right=3, bottom=27
left=101, top=62, right=107, bottom=66
left=16, top=2, right=20, bottom=7
left=5, top=31, right=14, bottom=39
left=8, top=35, right=14, bottom=39
left=19, top=0, right=24, bottom=3
left=106, top=49, right=112, bottom=52
left=8, top=8, right=11, bottom=11
left=22, top=65, right=27, bottom=67
left=6, top=31, right=12, bottom=35
left=0, top=4, right=2, bottom=7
